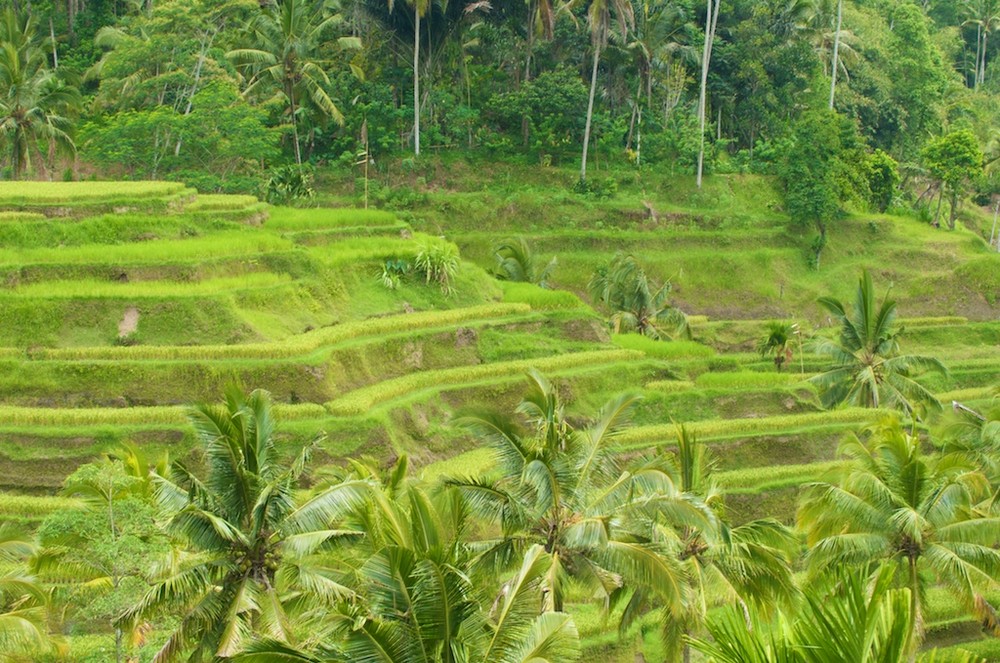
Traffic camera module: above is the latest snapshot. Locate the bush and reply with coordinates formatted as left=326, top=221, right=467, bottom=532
left=414, top=241, right=460, bottom=295
left=573, top=176, right=618, bottom=198
left=864, top=149, right=901, bottom=213
left=264, top=164, right=316, bottom=205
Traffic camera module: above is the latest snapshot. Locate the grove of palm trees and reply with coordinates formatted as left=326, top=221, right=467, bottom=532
left=0, top=0, right=999, bottom=662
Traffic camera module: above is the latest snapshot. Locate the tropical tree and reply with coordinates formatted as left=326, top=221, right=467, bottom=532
left=448, top=370, right=704, bottom=616
left=34, top=456, right=169, bottom=663
left=233, top=456, right=581, bottom=663
left=757, top=321, right=797, bottom=372
left=0, top=8, right=80, bottom=179
left=621, top=426, right=797, bottom=662
left=493, top=237, right=557, bottom=287
left=386, top=0, right=429, bottom=156
left=922, top=129, right=984, bottom=230
left=964, top=0, right=1000, bottom=89
left=939, top=389, right=1000, bottom=488
left=691, top=565, right=985, bottom=663
left=565, top=0, right=634, bottom=183
left=589, top=253, right=688, bottom=340
left=798, top=416, right=1000, bottom=640
left=118, top=387, right=371, bottom=662
left=228, top=0, right=361, bottom=165
left=0, top=529, right=55, bottom=660
left=625, top=0, right=693, bottom=163
left=810, top=270, right=946, bottom=417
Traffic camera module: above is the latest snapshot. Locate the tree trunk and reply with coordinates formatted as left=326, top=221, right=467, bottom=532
left=49, top=17, right=58, bottom=69
left=975, top=23, right=983, bottom=88
left=413, top=9, right=421, bottom=156
left=948, top=187, right=959, bottom=230
left=696, top=0, right=720, bottom=189
left=933, top=186, right=944, bottom=227
left=990, top=199, right=999, bottom=249
left=982, top=31, right=989, bottom=88
left=581, top=43, right=600, bottom=183
left=829, top=0, right=843, bottom=109
left=289, top=85, right=302, bottom=165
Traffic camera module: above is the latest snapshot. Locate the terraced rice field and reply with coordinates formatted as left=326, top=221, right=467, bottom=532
left=1, top=178, right=997, bottom=660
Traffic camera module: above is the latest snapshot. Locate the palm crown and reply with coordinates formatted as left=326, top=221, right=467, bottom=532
left=810, top=270, right=945, bottom=416
left=449, top=370, right=704, bottom=616
left=798, top=417, right=1000, bottom=638
left=120, top=388, right=369, bottom=662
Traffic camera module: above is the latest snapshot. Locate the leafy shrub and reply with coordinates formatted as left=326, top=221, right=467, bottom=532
left=414, top=241, right=460, bottom=295
left=264, top=164, right=315, bottom=205
left=378, top=258, right=410, bottom=290
left=492, top=237, right=556, bottom=286
left=573, top=176, right=618, bottom=198
left=864, top=149, right=901, bottom=213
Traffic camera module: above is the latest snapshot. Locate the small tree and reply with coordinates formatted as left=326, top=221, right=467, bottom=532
left=589, top=253, right=688, bottom=340
left=810, top=270, right=946, bottom=418
left=757, top=321, right=796, bottom=372
left=921, top=129, right=983, bottom=230
left=780, top=110, right=863, bottom=268
left=35, top=458, right=169, bottom=663
left=492, top=237, right=556, bottom=287
left=864, top=149, right=900, bottom=213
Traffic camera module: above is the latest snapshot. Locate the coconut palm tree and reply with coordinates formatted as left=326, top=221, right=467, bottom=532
left=0, top=529, right=55, bottom=660
left=810, top=270, right=946, bottom=418
left=589, top=253, right=689, bottom=340
left=0, top=8, right=79, bottom=179
left=228, top=0, right=361, bottom=165
left=798, top=416, right=1000, bottom=640
left=758, top=321, right=797, bottom=372
left=233, top=456, right=581, bottom=663
left=690, top=565, right=978, bottom=663
left=448, top=370, right=704, bottom=617
left=619, top=426, right=797, bottom=663
left=624, top=0, right=693, bottom=162
left=939, top=390, right=1000, bottom=491
left=118, top=387, right=370, bottom=662
left=493, top=237, right=557, bottom=287
left=387, top=0, right=430, bottom=156
left=565, top=0, right=634, bottom=183
left=964, top=0, right=1000, bottom=89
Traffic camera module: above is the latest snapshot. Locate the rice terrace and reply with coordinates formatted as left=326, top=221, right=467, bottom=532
left=1, top=0, right=1000, bottom=662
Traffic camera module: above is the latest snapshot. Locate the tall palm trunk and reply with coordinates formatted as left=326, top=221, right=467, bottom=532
left=982, top=30, right=990, bottom=88
left=580, top=43, right=600, bottom=183
left=975, top=23, right=983, bottom=88
left=413, top=9, right=421, bottom=156
left=696, top=0, right=720, bottom=189
left=829, top=0, right=842, bottom=109
left=288, top=84, right=302, bottom=165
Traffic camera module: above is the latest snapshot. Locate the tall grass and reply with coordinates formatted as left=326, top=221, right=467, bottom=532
left=0, top=231, right=295, bottom=266
left=267, top=207, right=399, bottom=230
left=184, top=195, right=261, bottom=212
left=0, top=181, right=188, bottom=202
left=499, top=282, right=587, bottom=310
left=618, top=408, right=885, bottom=448
left=611, top=333, right=716, bottom=359
left=2, top=274, right=292, bottom=298
left=717, top=460, right=844, bottom=492
left=0, top=402, right=327, bottom=427
left=29, top=304, right=531, bottom=360
left=0, top=493, right=80, bottom=516
left=326, top=349, right=645, bottom=415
